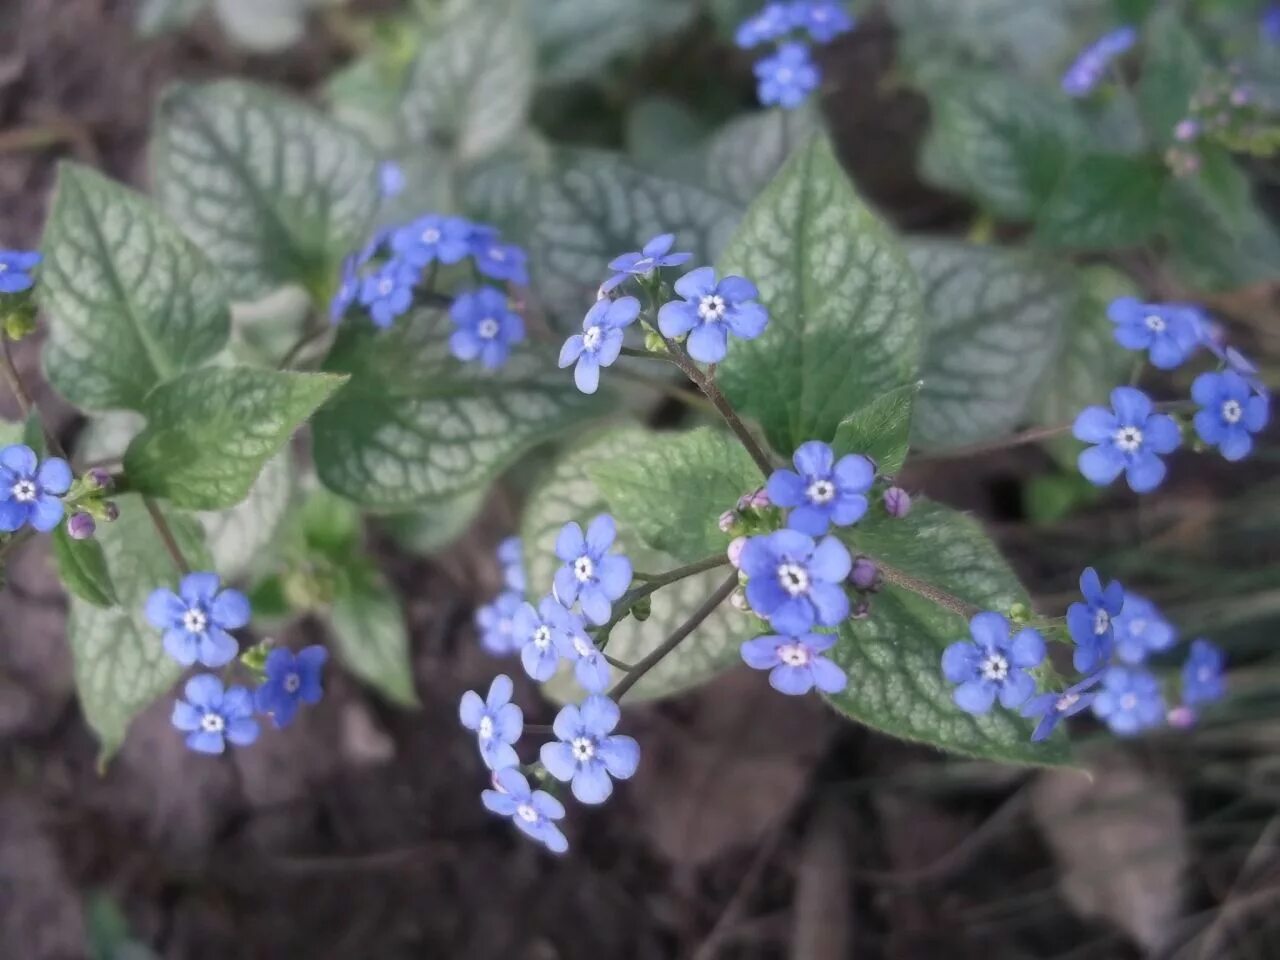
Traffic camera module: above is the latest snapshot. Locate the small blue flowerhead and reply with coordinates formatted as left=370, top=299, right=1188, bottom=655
left=1192, top=370, right=1269, bottom=462
left=378, top=161, right=406, bottom=198
left=172, top=673, right=259, bottom=755
left=497, top=536, right=526, bottom=593
left=1061, top=26, right=1137, bottom=98
left=558, top=296, right=641, bottom=394
left=0, top=250, right=41, bottom=294
left=1264, top=3, right=1280, bottom=43
left=739, top=529, right=852, bottom=634
left=481, top=767, right=568, bottom=854
left=1019, top=673, right=1101, bottom=742
left=1113, top=592, right=1176, bottom=665
left=602, top=234, right=692, bottom=293
left=754, top=42, right=820, bottom=110
left=553, top=613, right=613, bottom=693
left=469, top=227, right=530, bottom=286
left=513, top=596, right=576, bottom=681
left=448, top=287, right=525, bottom=370
left=145, top=572, right=250, bottom=669
left=740, top=632, right=847, bottom=695
left=657, top=267, right=769, bottom=363
left=476, top=590, right=524, bottom=656
left=796, top=1, right=855, bottom=43
left=390, top=214, right=473, bottom=268
left=941, top=612, right=1046, bottom=714
left=1066, top=567, right=1125, bottom=673
left=0, top=444, right=71, bottom=533
left=1107, top=298, right=1201, bottom=369
left=540, top=694, right=640, bottom=805
left=1073, top=387, right=1181, bottom=493
left=552, top=515, right=633, bottom=625
left=255, top=645, right=328, bottom=729
left=358, top=258, right=417, bottom=329
left=734, top=1, right=794, bottom=48
left=766, top=440, right=874, bottom=536
left=459, top=674, right=523, bottom=770
left=1181, top=639, right=1225, bottom=706
left=1092, top=665, right=1165, bottom=736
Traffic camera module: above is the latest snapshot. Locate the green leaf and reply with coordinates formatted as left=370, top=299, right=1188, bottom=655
left=529, top=148, right=742, bottom=324
left=196, top=451, right=294, bottom=580
left=383, top=487, right=487, bottom=555
left=1138, top=10, right=1205, bottom=149
left=908, top=239, right=1075, bottom=451
left=312, top=308, right=602, bottom=509
left=829, top=500, right=1068, bottom=765
left=699, top=106, right=820, bottom=207
left=523, top=428, right=751, bottom=703
left=399, top=0, right=534, bottom=162
left=69, top=496, right=211, bottom=762
left=626, top=97, right=708, bottom=173
left=531, top=0, right=697, bottom=84
left=831, top=382, right=920, bottom=476
left=329, top=559, right=418, bottom=706
left=718, top=136, right=923, bottom=455
left=590, top=426, right=759, bottom=564
left=38, top=163, right=230, bottom=412
left=52, top=526, right=118, bottom=608
left=21, top=411, right=45, bottom=457
left=123, top=368, right=347, bottom=510
left=1035, top=154, right=1168, bottom=250
left=152, top=80, right=380, bottom=301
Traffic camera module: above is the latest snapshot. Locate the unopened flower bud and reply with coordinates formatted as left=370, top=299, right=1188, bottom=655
left=730, top=588, right=750, bottom=612
left=727, top=536, right=747, bottom=569
left=101, top=501, right=120, bottom=523
left=883, top=486, right=912, bottom=518
left=718, top=510, right=737, bottom=533
left=1167, top=705, right=1197, bottom=729
left=737, top=487, right=769, bottom=511
left=85, top=468, right=113, bottom=492
left=1174, top=118, right=1200, bottom=142
left=849, top=556, right=879, bottom=591
left=631, top=594, right=652, bottom=622
left=1008, top=602, right=1032, bottom=625
left=67, top=512, right=96, bottom=540
left=850, top=598, right=871, bottom=620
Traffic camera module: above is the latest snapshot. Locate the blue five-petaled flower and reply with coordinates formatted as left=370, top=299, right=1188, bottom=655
left=459, top=674, right=524, bottom=770
left=146, top=572, right=251, bottom=669
left=391, top=214, right=472, bottom=268
left=1020, top=674, right=1101, bottom=742
left=0, top=444, right=71, bottom=533
left=513, top=595, right=576, bottom=681
left=171, top=674, right=259, bottom=755
left=740, top=632, right=848, bottom=696
left=734, top=1, right=794, bottom=48
left=1066, top=566, right=1125, bottom=674
left=754, top=42, right=820, bottom=109
left=1112, top=592, right=1176, bottom=665
left=553, top=515, right=633, bottom=625
left=1107, top=297, right=1201, bottom=370
left=602, top=234, right=691, bottom=294
left=558, top=296, right=640, bottom=395
left=796, top=1, right=855, bottom=42
left=481, top=767, right=568, bottom=854
left=540, top=694, right=640, bottom=805
left=0, top=249, right=41, bottom=294
left=766, top=440, right=874, bottom=536
left=470, top=227, right=530, bottom=286
left=1182, top=639, right=1225, bottom=706
left=739, top=529, right=851, bottom=634
left=554, top=613, right=613, bottom=693
left=497, top=535, right=526, bottom=594
left=448, top=287, right=525, bottom=370
left=658, top=267, right=769, bottom=364
left=1061, top=26, right=1138, bottom=98
left=255, top=645, right=328, bottom=729
left=1073, top=387, right=1181, bottom=493
left=941, top=612, right=1046, bottom=714
left=358, top=259, right=416, bottom=329
left=1092, top=665, right=1164, bottom=736
left=476, top=591, right=523, bottom=657
left=1192, top=370, right=1269, bottom=462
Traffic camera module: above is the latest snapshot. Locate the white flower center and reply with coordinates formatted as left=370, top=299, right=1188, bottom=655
left=1143, top=313, right=1166, bottom=333
left=1093, top=610, right=1110, bottom=635
left=478, top=715, right=494, bottom=739
left=516, top=803, right=539, bottom=823
left=1119, top=693, right=1138, bottom=711
left=1222, top=399, right=1243, bottom=424
left=421, top=227, right=442, bottom=244
left=806, top=479, right=835, bottom=505
left=572, top=634, right=593, bottom=658
left=697, top=295, right=727, bottom=321
left=377, top=277, right=394, bottom=296
left=10, top=479, right=36, bottom=503
left=571, top=736, right=596, bottom=761
left=533, top=625, right=553, bottom=650
left=980, top=653, right=1010, bottom=682
left=283, top=672, right=301, bottom=694
left=574, top=555, right=595, bottom=583
left=778, top=642, right=811, bottom=667
left=182, top=608, right=208, bottom=634
left=1055, top=692, right=1081, bottom=712
left=583, top=325, right=603, bottom=351
left=200, top=712, right=225, bottom=733
left=477, top=317, right=501, bottom=340
left=1113, top=426, right=1144, bottom=453
left=777, top=562, right=810, bottom=597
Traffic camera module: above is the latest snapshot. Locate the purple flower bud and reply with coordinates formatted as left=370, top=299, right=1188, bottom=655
left=849, top=556, right=879, bottom=591
left=85, top=468, right=114, bottom=492
left=851, top=598, right=871, bottom=620
left=727, top=536, right=747, bottom=569
left=1173, top=118, right=1199, bottom=142
left=883, top=487, right=912, bottom=518
left=1230, top=86, right=1251, bottom=107
left=737, top=487, right=770, bottom=511
left=67, top=512, right=96, bottom=540
left=1167, top=705, right=1197, bottom=729
left=102, top=501, right=120, bottom=523
left=718, top=510, right=737, bottom=533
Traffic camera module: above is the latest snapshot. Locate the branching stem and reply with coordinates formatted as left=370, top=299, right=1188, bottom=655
left=143, top=496, right=191, bottom=576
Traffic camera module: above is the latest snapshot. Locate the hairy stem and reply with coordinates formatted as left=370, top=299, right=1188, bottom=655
left=875, top=560, right=977, bottom=620
left=144, top=496, right=191, bottom=576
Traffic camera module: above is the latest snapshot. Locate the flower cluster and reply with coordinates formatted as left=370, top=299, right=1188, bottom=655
left=1165, top=68, right=1280, bottom=177
left=461, top=514, right=640, bottom=854
left=736, top=2, right=855, bottom=109
left=1060, top=26, right=1137, bottom=98
left=149, top=572, right=328, bottom=752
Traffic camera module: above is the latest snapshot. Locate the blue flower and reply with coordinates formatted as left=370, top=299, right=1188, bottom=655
left=766, top=440, right=874, bottom=536
left=470, top=227, right=530, bottom=286
left=1107, top=298, right=1201, bottom=369
left=1073, top=387, right=1181, bottom=493
left=552, top=515, right=633, bottom=625
left=558, top=296, right=641, bottom=394
left=740, top=529, right=851, bottom=634
left=1192, top=370, right=1269, bottom=462
left=459, top=674, right=523, bottom=770
left=476, top=590, right=523, bottom=656
left=497, top=536, right=526, bottom=593
left=754, top=42, right=820, bottom=110
left=513, top=596, right=576, bottom=681
left=358, top=259, right=416, bottom=329
left=657, top=267, right=769, bottom=363
left=145, top=572, right=250, bottom=669
left=540, top=694, right=640, bottom=805
left=1091, top=665, right=1164, bottom=736
left=255, top=645, right=327, bottom=729
left=796, top=1, right=855, bottom=42
left=941, top=612, right=1046, bottom=714
left=481, top=767, right=568, bottom=854
left=602, top=234, right=692, bottom=294
left=1019, top=674, right=1101, bottom=742
left=740, top=632, right=847, bottom=695
left=1061, top=26, right=1137, bottom=98
left=1182, top=639, right=1225, bottom=706
left=1113, top=592, right=1176, bottom=665
left=448, top=287, right=525, bottom=370
left=390, top=214, right=472, bottom=268
left=0, top=444, right=71, bottom=533
left=554, top=613, right=613, bottom=693
left=171, top=674, right=259, bottom=755
left=735, top=2, right=794, bottom=48
left=0, top=250, right=40, bottom=294
left=1264, top=3, right=1280, bottom=43
left=1066, top=567, right=1125, bottom=673
left=378, top=161, right=405, bottom=198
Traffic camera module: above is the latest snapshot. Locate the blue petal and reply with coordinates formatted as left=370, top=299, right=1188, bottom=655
left=954, top=679, right=996, bottom=714
left=585, top=514, right=616, bottom=553
left=571, top=762, right=614, bottom=804
left=724, top=301, right=768, bottom=340
left=28, top=496, right=63, bottom=532
left=555, top=522, right=585, bottom=561
left=786, top=503, right=830, bottom=536
left=769, top=596, right=816, bottom=634
left=765, top=468, right=806, bottom=508
left=559, top=334, right=585, bottom=368
left=1009, top=628, right=1046, bottom=668
left=171, top=700, right=202, bottom=732
left=574, top=354, right=601, bottom=394
left=487, top=673, right=514, bottom=710
left=35, top=458, right=72, bottom=495
left=459, top=690, right=485, bottom=729
left=0, top=500, right=27, bottom=532
left=793, top=441, right=835, bottom=478
left=809, top=656, right=847, bottom=693
left=491, top=705, right=523, bottom=746
left=658, top=300, right=698, bottom=337
left=1143, top=414, right=1181, bottom=454
left=225, top=717, right=260, bottom=746
left=997, top=670, right=1035, bottom=709
left=579, top=586, right=612, bottom=626
left=163, top=629, right=199, bottom=667
left=1125, top=452, right=1167, bottom=493
left=0, top=445, right=36, bottom=474
left=808, top=536, right=851, bottom=582
left=673, top=266, right=717, bottom=300
left=198, top=628, right=239, bottom=668
left=769, top=664, right=814, bottom=695
left=808, top=582, right=849, bottom=626
left=179, top=572, right=221, bottom=606
left=1110, top=386, right=1153, bottom=425
left=941, top=640, right=979, bottom=683
left=211, top=589, right=251, bottom=629
left=1079, top=444, right=1125, bottom=486
left=687, top=323, right=728, bottom=363
left=482, top=789, right=518, bottom=817
left=579, top=694, right=620, bottom=735
left=187, top=730, right=225, bottom=754
left=598, top=735, right=640, bottom=778
left=552, top=703, right=582, bottom=742
left=969, top=611, right=1010, bottom=649
left=741, top=636, right=783, bottom=670
left=1073, top=406, right=1118, bottom=444
left=596, top=554, right=631, bottom=600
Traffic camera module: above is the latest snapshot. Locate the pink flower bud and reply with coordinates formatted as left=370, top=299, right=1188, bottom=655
left=727, top=536, right=747, bottom=569
left=883, top=487, right=912, bottom=518
left=718, top=510, right=737, bottom=533
left=737, top=487, right=769, bottom=511
left=67, top=512, right=96, bottom=540
left=1167, top=705, right=1197, bottom=730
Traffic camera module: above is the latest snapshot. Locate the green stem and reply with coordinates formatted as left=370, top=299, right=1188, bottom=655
left=592, top=553, right=731, bottom=640
left=143, top=496, right=191, bottom=576
left=0, top=337, right=67, bottom=459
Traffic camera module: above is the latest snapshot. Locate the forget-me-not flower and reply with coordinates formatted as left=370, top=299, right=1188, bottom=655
left=497, top=536, right=526, bottom=594
left=558, top=296, right=640, bottom=394
left=1107, top=297, right=1201, bottom=369
left=378, top=161, right=405, bottom=198
left=602, top=234, right=692, bottom=293
left=1073, top=386, right=1181, bottom=493
left=658, top=267, right=769, bottom=363
left=146, top=572, right=250, bottom=668
left=448, top=287, right=525, bottom=370
left=0, top=250, right=40, bottom=294
left=1182, top=639, right=1225, bottom=706
left=171, top=674, right=259, bottom=755
left=459, top=674, right=523, bottom=770
left=513, top=596, right=576, bottom=681
left=740, top=632, right=848, bottom=695
left=734, top=2, right=795, bottom=48
left=1192, top=370, right=1269, bottom=462
left=941, top=612, right=1045, bottom=714
left=754, top=42, right=820, bottom=109
left=554, top=613, right=612, bottom=693
left=766, top=440, right=874, bottom=536
left=1066, top=567, right=1125, bottom=674
left=540, top=694, right=640, bottom=805
left=740, top=529, right=852, bottom=633
left=796, top=1, right=855, bottom=42
left=1092, top=665, right=1165, bottom=735
left=1061, top=26, right=1137, bottom=97
left=358, top=259, right=417, bottom=329
left=391, top=214, right=472, bottom=267
left=481, top=767, right=568, bottom=854
left=476, top=590, right=523, bottom=656
left=1113, top=592, right=1176, bottom=665
left=255, top=645, right=328, bottom=728
left=1020, top=674, right=1101, bottom=742
left=553, top=515, right=633, bottom=625
left=470, top=227, right=529, bottom=286
left=0, top=444, right=71, bottom=533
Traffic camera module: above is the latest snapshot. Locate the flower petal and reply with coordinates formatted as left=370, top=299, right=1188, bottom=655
left=211, top=589, right=251, bottom=629
left=579, top=694, right=620, bottom=735
left=35, top=458, right=72, bottom=495
left=571, top=762, right=614, bottom=805
left=598, top=735, right=640, bottom=779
